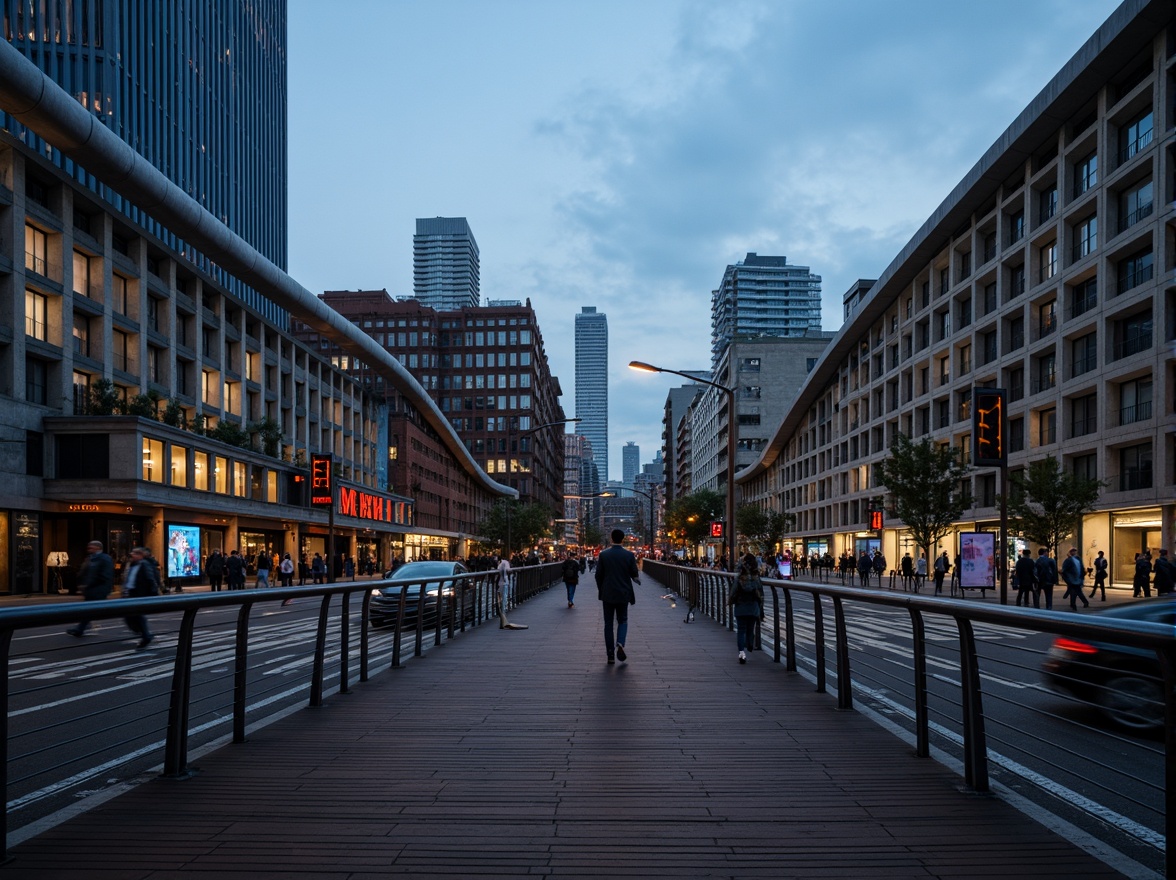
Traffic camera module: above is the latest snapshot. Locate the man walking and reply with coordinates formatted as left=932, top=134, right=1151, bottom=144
left=595, top=529, right=640, bottom=665
left=1014, top=548, right=1038, bottom=607
left=1034, top=547, right=1058, bottom=611
left=121, top=546, right=160, bottom=649
left=1061, top=547, right=1089, bottom=611
left=1153, top=548, right=1175, bottom=596
left=561, top=552, right=582, bottom=608
left=66, top=541, right=114, bottom=637
left=1089, top=550, right=1108, bottom=601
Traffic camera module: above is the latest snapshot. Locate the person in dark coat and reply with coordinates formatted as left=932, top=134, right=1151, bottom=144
left=1152, top=549, right=1175, bottom=596
left=1014, top=548, right=1038, bottom=607
left=595, top=529, right=640, bottom=665
left=67, top=541, right=114, bottom=637
left=121, top=546, right=161, bottom=650
left=1034, top=548, right=1058, bottom=610
left=224, top=549, right=247, bottom=591
left=205, top=550, right=225, bottom=592
left=856, top=551, right=872, bottom=588
left=1088, top=550, right=1108, bottom=601
left=1060, top=547, right=1089, bottom=611
left=728, top=554, right=764, bottom=664
left=1133, top=552, right=1153, bottom=597
left=561, top=552, right=581, bottom=608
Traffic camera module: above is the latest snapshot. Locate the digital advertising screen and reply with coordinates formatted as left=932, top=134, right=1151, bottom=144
left=166, top=524, right=201, bottom=578
left=959, top=532, right=996, bottom=588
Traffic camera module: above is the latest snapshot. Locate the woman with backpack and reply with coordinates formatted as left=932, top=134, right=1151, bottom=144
left=728, top=554, right=765, bottom=664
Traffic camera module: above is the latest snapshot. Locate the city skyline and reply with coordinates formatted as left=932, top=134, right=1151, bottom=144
left=286, top=0, right=1123, bottom=476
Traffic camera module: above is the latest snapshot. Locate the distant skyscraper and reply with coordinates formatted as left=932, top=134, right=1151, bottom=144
left=575, top=306, right=608, bottom=484
left=413, top=217, right=480, bottom=310
left=710, top=253, right=822, bottom=369
left=622, top=442, right=639, bottom=488
left=2, top=0, right=289, bottom=324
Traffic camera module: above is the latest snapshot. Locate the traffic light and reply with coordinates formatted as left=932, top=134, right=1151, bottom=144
left=710, top=521, right=724, bottom=539
left=973, top=388, right=1007, bottom=467
left=869, top=509, right=884, bottom=531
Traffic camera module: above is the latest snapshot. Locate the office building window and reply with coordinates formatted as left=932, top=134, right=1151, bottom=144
left=1113, top=310, right=1152, bottom=359
left=1118, top=179, right=1153, bottom=233
left=1073, top=152, right=1097, bottom=196
left=1071, top=453, right=1097, bottom=482
left=1039, top=241, right=1058, bottom=282
left=1119, top=377, right=1152, bottom=425
left=112, top=274, right=129, bottom=315
left=1070, top=394, right=1097, bottom=437
left=1069, top=278, right=1097, bottom=318
left=1070, top=332, right=1097, bottom=377
left=1038, top=186, right=1058, bottom=223
left=73, top=314, right=90, bottom=357
left=25, top=289, right=48, bottom=340
left=1037, top=408, right=1057, bottom=446
left=1116, top=249, right=1153, bottom=295
left=1118, top=442, right=1152, bottom=491
left=25, top=358, right=47, bottom=405
left=24, top=224, right=48, bottom=275
left=1072, top=215, right=1096, bottom=261
left=142, top=438, right=164, bottom=482
left=170, top=445, right=188, bottom=487
left=1118, top=109, right=1152, bottom=164
left=72, top=251, right=91, bottom=296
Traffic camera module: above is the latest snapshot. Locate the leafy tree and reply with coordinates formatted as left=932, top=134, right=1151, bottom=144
left=476, top=500, right=553, bottom=556
left=582, top=521, right=604, bottom=549
left=249, top=416, right=284, bottom=458
left=1006, top=456, right=1103, bottom=557
left=208, top=420, right=250, bottom=448
left=737, top=504, right=795, bottom=554
left=665, top=488, right=725, bottom=556
left=876, top=434, right=971, bottom=564
left=124, top=390, right=164, bottom=418
left=161, top=399, right=187, bottom=429
left=85, top=378, right=122, bottom=415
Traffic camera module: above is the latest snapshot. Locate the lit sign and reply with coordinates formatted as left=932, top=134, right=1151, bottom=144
left=68, top=504, right=101, bottom=512
left=972, top=388, right=1007, bottom=467
left=336, top=486, right=412, bottom=525
left=310, top=455, right=333, bottom=506
left=869, top=509, right=884, bottom=531
left=710, top=521, right=723, bottom=539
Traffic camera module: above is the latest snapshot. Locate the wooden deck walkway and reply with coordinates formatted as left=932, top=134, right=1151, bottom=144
left=6, top=575, right=1128, bottom=878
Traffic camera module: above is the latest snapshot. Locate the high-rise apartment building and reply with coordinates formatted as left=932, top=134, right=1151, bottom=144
left=710, top=253, right=822, bottom=370
left=2, top=0, right=289, bottom=324
left=621, top=441, right=639, bottom=488
left=574, top=306, right=608, bottom=484
left=413, top=217, right=480, bottom=310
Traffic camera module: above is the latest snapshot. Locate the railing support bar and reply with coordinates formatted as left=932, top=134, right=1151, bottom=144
left=832, top=596, right=852, bottom=710
left=907, top=607, right=929, bottom=757
left=232, top=602, right=253, bottom=743
left=163, top=607, right=199, bottom=778
left=955, top=616, right=989, bottom=791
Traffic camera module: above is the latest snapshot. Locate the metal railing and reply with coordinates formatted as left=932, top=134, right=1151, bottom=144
left=645, top=559, right=1175, bottom=879
left=0, top=562, right=563, bottom=859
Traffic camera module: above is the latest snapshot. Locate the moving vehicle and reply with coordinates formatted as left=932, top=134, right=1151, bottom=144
left=1041, top=598, right=1174, bottom=733
left=369, top=561, right=470, bottom=628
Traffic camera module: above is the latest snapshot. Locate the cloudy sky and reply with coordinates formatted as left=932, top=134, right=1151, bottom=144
left=287, top=0, right=1122, bottom=479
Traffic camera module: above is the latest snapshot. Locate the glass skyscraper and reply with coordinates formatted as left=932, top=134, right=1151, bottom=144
left=574, top=306, right=608, bottom=485
left=413, top=217, right=480, bottom=310
left=621, top=441, right=639, bottom=488
left=2, top=0, right=288, bottom=324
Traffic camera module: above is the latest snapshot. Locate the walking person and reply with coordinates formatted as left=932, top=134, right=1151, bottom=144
left=915, top=553, right=927, bottom=592
left=933, top=551, right=950, bottom=595
left=121, top=546, right=161, bottom=650
left=279, top=553, right=295, bottom=587
left=900, top=552, right=914, bottom=591
left=1152, top=549, right=1175, bottom=596
left=1014, top=548, right=1038, bottom=607
left=495, top=553, right=513, bottom=615
left=1132, top=552, right=1153, bottom=597
left=856, top=551, right=871, bottom=588
left=206, top=549, right=225, bottom=592
left=224, top=549, right=246, bottom=591
left=561, top=552, right=581, bottom=608
left=1089, top=550, right=1108, bottom=601
left=1061, top=547, right=1089, bottom=611
left=872, top=550, right=887, bottom=588
left=728, top=554, right=764, bottom=664
left=254, top=550, right=272, bottom=589
left=311, top=552, right=326, bottom=584
left=595, top=529, right=640, bottom=665
left=66, top=541, right=115, bottom=637
left=344, top=556, right=356, bottom=581
left=1034, top=547, right=1058, bottom=610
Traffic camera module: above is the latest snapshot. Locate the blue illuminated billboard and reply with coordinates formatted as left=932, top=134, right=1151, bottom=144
left=166, top=525, right=201, bottom=578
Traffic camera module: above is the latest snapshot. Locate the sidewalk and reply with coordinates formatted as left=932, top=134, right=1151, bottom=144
left=5, top=574, right=1129, bottom=878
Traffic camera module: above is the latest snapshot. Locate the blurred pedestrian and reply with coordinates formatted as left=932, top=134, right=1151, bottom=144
left=66, top=541, right=114, bottom=637
left=225, top=549, right=246, bottom=591
left=1133, top=552, right=1153, bottom=597
left=933, top=551, right=951, bottom=595
left=1034, top=547, right=1058, bottom=610
left=1088, top=550, right=1108, bottom=601
left=561, top=552, right=581, bottom=608
left=279, top=553, right=295, bottom=587
left=206, top=549, right=224, bottom=592
left=121, top=546, right=161, bottom=650
left=1153, top=549, right=1174, bottom=596
left=1014, top=548, right=1038, bottom=607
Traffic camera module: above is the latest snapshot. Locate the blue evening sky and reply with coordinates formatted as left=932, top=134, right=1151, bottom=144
left=287, top=0, right=1122, bottom=479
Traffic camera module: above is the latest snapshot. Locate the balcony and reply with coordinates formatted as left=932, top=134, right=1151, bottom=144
left=1030, top=374, right=1056, bottom=394
left=1112, top=333, right=1151, bottom=360
left=1114, top=264, right=1153, bottom=296
left=1119, top=401, right=1152, bottom=424
left=1115, top=467, right=1152, bottom=491
left=1117, top=201, right=1153, bottom=234
left=1116, top=129, right=1152, bottom=167
left=1070, top=416, right=1097, bottom=438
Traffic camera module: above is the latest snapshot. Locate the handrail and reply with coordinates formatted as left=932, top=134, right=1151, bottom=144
left=643, top=559, right=1175, bottom=879
left=0, top=562, right=564, bottom=859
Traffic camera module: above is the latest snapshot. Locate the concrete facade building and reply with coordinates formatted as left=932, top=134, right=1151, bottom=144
left=621, top=441, right=639, bottom=488
left=739, top=0, right=1176, bottom=584
left=574, top=306, right=608, bottom=484
left=412, top=217, right=479, bottom=311
left=2, top=0, right=289, bottom=325
left=710, top=253, right=822, bottom=370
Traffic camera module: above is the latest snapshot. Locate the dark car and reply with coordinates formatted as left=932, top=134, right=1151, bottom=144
left=369, top=561, right=470, bottom=628
left=1041, top=598, right=1175, bottom=733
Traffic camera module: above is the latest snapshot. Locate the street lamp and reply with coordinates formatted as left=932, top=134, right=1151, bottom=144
left=505, top=416, right=582, bottom=557
left=629, top=360, right=737, bottom=571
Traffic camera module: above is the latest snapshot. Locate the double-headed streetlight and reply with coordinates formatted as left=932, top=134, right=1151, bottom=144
left=629, top=360, right=737, bottom=571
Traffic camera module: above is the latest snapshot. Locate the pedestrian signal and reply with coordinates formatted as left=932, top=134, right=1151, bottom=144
left=972, top=388, right=1007, bottom=466
left=710, top=521, right=723, bottom=539
left=869, top=509, right=883, bottom=530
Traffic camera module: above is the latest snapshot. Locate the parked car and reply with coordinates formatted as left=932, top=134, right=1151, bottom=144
left=1041, top=598, right=1174, bottom=733
left=369, top=561, right=470, bottom=628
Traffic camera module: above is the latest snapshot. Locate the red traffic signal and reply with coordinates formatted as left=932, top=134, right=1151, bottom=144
left=869, top=509, right=884, bottom=531
left=710, top=521, right=724, bottom=539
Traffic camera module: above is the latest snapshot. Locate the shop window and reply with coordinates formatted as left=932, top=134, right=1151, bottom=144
left=233, top=460, right=246, bottom=497
left=194, top=451, right=209, bottom=491
left=170, top=445, right=188, bottom=488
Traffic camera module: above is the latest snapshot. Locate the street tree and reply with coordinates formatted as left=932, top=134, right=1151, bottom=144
left=475, top=500, right=554, bottom=556
left=737, top=504, right=795, bottom=554
left=665, top=488, right=725, bottom=556
left=876, top=434, right=972, bottom=564
left=1006, top=455, right=1103, bottom=557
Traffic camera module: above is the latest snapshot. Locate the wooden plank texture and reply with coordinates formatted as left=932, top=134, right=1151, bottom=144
left=6, top=576, right=1128, bottom=878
